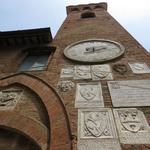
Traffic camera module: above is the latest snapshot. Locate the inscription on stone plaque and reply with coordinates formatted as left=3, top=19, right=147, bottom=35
left=60, top=66, right=74, bottom=78
left=129, top=62, right=150, bottom=74
left=74, top=66, right=91, bottom=80
left=0, top=89, right=23, bottom=110
left=75, top=82, right=104, bottom=108
left=91, top=64, right=113, bottom=80
left=78, top=108, right=121, bottom=150
left=108, top=80, right=150, bottom=107
left=113, top=108, right=150, bottom=144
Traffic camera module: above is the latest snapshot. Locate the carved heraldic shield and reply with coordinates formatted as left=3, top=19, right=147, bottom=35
left=118, top=110, right=142, bottom=133
left=80, top=86, right=97, bottom=101
left=92, top=65, right=109, bottom=79
left=84, top=112, right=108, bottom=137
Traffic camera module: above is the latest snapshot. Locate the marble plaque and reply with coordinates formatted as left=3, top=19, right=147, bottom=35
left=74, top=65, right=91, bottom=80
left=75, top=82, right=104, bottom=108
left=78, top=139, right=121, bottom=150
left=108, top=80, right=150, bottom=107
left=113, top=108, right=150, bottom=144
left=60, top=66, right=74, bottom=78
left=0, top=89, right=23, bottom=110
left=129, top=62, right=150, bottom=74
left=78, top=108, right=121, bottom=150
left=91, top=64, right=113, bottom=80
left=78, top=108, right=118, bottom=139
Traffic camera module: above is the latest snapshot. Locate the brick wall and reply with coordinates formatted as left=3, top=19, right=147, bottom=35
left=0, top=2, right=150, bottom=150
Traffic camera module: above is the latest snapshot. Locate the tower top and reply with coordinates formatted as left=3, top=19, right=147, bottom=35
left=66, top=2, right=107, bottom=15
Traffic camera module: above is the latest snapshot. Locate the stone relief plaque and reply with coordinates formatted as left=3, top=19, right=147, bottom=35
left=75, top=82, right=104, bottom=108
left=74, top=65, right=91, bottom=80
left=129, top=62, right=150, bottom=74
left=60, top=66, right=74, bottom=78
left=59, top=65, right=113, bottom=81
left=108, top=80, right=150, bottom=107
left=78, top=108, right=118, bottom=139
left=91, top=64, right=113, bottom=80
left=0, top=89, right=23, bottom=110
left=78, top=108, right=121, bottom=150
left=113, top=108, right=150, bottom=144
left=113, top=64, right=127, bottom=75
left=57, top=80, right=75, bottom=92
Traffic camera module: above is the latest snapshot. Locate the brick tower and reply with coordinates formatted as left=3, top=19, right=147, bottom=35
left=0, top=2, right=150, bottom=150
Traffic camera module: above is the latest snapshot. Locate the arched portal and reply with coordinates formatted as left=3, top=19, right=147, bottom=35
left=0, top=127, right=41, bottom=150
left=0, top=73, right=72, bottom=150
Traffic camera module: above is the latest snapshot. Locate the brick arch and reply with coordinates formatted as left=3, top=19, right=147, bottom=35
left=0, top=111, right=48, bottom=150
left=0, top=73, right=72, bottom=150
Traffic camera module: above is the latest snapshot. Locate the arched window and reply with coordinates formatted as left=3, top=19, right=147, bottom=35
left=82, top=6, right=91, bottom=10
left=71, top=7, right=79, bottom=12
left=81, top=11, right=96, bottom=19
left=94, top=5, right=103, bottom=9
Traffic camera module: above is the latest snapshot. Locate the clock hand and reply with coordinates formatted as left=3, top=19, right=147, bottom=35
left=94, top=46, right=106, bottom=52
left=84, top=46, right=106, bottom=54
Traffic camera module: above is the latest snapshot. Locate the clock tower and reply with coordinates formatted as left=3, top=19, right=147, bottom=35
left=0, top=2, right=150, bottom=150
left=52, top=2, right=150, bottom=150
left=53, top=2, right=150, bottom=69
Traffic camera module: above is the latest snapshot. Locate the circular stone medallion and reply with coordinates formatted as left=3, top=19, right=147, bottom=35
left=64, top=39, right=125, bottom=63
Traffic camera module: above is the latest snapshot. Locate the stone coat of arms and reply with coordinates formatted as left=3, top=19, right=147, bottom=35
left=0, top=89, right=22, bottom=110
left=84, top=112, right=109, bottom=137
left=92, top=65, right=110, bottom=79
left=118, top=110, right=142, bottom=133
left=79, top=86, right=97, bottom=101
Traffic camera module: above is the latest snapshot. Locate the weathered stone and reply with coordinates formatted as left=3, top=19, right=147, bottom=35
left=91, top=64, right=113, bottom=80
left=113, top=108, right=150, bottom=144
left=129, top=62, right=150, bottom=74
left=74, top=65, right=91, bottom=80
left=112, top=64, right=127, bottom=75
left=75, top=82, right=104, bottom=108
left=57, top=80, right=75, bottom=92
left=108, top=80, right=150, bottom=107
left=0, top=88, right=23, bottom=110
left=60, top=66, right=74, bottom=78
left=77, top=108, right=121, bottom=150
left=63, top=39, right=125, bottom=63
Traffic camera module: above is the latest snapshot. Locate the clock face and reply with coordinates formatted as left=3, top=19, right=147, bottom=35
left=64, top=39, right=125, bottom=63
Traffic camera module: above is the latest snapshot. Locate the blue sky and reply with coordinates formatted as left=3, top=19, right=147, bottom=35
left=0, top=0, right=150, bottom=51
